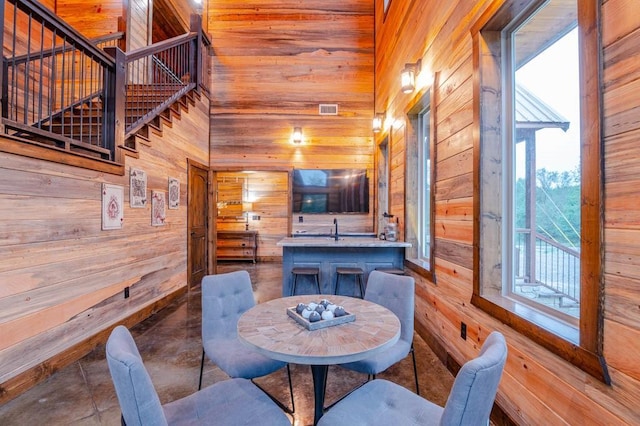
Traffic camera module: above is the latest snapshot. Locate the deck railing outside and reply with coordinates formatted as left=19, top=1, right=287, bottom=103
left=515, top=228, right=580, bottom=314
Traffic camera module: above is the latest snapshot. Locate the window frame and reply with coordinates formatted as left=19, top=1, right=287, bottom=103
left=471, top=0, right=608, bottom=383
left=418, top=107, right=431, bottom=262
left=404, top=90, right=436, bottom=281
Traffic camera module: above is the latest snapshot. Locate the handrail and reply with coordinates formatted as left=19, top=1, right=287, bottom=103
left=91, top=32, right=125, bottom=46
left=125, top=32, right=197, bottom=62
left=6, top=0, right=115, bottom=66
left=10, top=32, right=124, bottom=65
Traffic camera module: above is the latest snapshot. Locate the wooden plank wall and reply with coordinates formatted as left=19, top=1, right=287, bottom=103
left=0, top=94, right=210, bottom=401
left=56, top=0, right=123, bottom=39
left=377, top=0, right=640, bottom=424
left=216, top=171, right=290, bottom=260
left=207, top=0, right=375, bottom=258
left=127, top=0, right=150, bottom=51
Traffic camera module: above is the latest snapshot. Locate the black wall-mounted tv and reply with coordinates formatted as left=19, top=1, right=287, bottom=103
left=292, top=169, right=369, bottom=214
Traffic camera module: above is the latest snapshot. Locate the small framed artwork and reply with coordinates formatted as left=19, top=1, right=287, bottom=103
left=130, top=168, right=147, bottom=208
left=102, top=183, right=124, bottom=230
left=168, top=177, right=180, bottom=209
left=151, top=191, right=166, bottom=226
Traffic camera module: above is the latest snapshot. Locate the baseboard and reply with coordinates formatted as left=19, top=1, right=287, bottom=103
left=0, top=286, right=187, bottom=405
left=414, top=322, right=517, bottom=426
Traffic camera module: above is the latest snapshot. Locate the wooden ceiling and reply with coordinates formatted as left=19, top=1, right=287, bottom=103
left=152, top=0, right=191, bottom=43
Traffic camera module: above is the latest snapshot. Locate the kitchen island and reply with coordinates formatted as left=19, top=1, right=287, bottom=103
left=277, top=236, right=411, bottom=297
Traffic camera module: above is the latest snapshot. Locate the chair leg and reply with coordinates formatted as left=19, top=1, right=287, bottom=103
left=198, top=348, right=205, bottom=390
left=314, top=274, right=321, bottom=294
left=411, top=343, right=420, bottom=395
left=322, top=368, right=370, bottom=412
left=335, top=274, right=341, bottom=295
left=251, top=365, right=295, bottom=415
left=357, top=275, right=365, bottom=298
left=291, top=274, right=298, bottom=296
left=286, top=364, right=296, bottom=414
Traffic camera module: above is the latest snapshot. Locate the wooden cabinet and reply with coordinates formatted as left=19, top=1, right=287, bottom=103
left=216, top=231, right=258, bottom=263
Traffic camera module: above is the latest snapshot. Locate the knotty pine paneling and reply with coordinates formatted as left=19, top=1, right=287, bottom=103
left=376, top=0, right=640, bottom=424
left=56, top=1, right=123, bottom=39
left=0, top=94, right=210, bottom=396
left=208, top=0, right=375, bottom=242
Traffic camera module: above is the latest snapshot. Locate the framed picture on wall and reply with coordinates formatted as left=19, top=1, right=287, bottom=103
left=151, top=191, right=166, bottom=226
left=168, top=177, right=180, bottom=209
left=130, top=168, right=147, bottom=208
left=102, top=183, right=124, bottom=230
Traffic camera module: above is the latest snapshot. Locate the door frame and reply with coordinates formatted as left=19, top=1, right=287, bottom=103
left=187, top=158, right=213, bottom=289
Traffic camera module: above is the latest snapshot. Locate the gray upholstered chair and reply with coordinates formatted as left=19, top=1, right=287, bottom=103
left=328, top=270, right=419, bottom=398
left=318, top=331, right=508, bottom=426
left=198, top=270, right=294, bottom=413
left=106, top=325, right=290, bottom=426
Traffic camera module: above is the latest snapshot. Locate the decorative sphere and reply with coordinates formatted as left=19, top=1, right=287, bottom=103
left=321, top=310, right=334, bottom=320
left=320, top=299, right=331, bottom=308
left=315, top=304, right=326, bottom=314
left=296, top=303, right=307, bottom=314
left=307, top=302, right=318, bottom=310
left=334, top=306, right=346, bottom=317
left=326, top=304, right=337, bottom=313
left=308, top=311, right=321, bottom=322
left=302, top=307, right=313, bottom=319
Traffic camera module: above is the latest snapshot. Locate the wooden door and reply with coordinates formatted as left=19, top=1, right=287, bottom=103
left=188, top=160, right=209, bottom=289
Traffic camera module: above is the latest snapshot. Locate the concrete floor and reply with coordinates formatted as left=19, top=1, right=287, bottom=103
left=0, top=262, right=454, bottom=425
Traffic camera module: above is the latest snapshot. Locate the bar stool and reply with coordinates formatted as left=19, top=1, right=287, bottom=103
left=291, top=267, right=321, bottom=296
left=335, top=267, right=365, bottom=298
left=374, top=267, right=405, bottom=275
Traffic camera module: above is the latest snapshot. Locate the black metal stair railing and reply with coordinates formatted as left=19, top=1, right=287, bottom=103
left=1, top=0, right=211, bottom=163
left=1, top=0, right=118, bottom=160
left=122, top=31, right=198, bottom=137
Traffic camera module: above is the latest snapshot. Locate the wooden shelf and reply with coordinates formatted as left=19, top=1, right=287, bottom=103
left=216, top=230, right=258, bottom=263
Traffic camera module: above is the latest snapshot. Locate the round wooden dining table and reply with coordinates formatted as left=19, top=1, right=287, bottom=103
left=237, top=295, right=401, bottom=425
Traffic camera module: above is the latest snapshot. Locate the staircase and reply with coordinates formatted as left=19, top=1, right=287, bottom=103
left=1, top=0, right=211, bottom=164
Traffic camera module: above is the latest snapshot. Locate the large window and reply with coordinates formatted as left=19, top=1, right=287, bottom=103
left=472, top=0, right=608, bottom=382
left=405, top=94, right=434, bottom=278
left=418, top=108, right=432, bottom=262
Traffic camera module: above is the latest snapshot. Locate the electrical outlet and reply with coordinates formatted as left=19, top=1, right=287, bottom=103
left=252, top=215, right=261, bottom=220
left=124, top=286, right=130, bottom=299
left=460, top=322, right=467, bottom=340
left=299, top=216, right=303, bottom=223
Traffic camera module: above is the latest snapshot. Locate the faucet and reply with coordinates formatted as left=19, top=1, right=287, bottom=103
left=333, top=218, right=339, bottom=241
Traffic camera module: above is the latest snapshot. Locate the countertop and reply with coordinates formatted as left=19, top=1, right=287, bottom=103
left=277, top=237, right=411, bottom=248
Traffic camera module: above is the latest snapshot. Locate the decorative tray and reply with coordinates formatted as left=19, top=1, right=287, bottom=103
left=286, top=307, right=355, bottom=331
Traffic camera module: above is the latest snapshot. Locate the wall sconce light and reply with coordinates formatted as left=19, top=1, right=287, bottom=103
left=292, top=127, right=303, bottom=144
left=401, top=59, right=422, bottom=94
left=372, top=113, right=385, bottom=133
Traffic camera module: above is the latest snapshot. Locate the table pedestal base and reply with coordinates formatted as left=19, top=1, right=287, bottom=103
left=311, top=365, right=328, bottom=425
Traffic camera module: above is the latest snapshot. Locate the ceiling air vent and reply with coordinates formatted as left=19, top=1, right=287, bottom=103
left=319, top=104, right=338, bottom=115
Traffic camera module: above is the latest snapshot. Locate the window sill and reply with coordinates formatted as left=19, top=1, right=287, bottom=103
left=471, top=294, right=610, bottom=384
left=482, top=293, right=578, bottom=345
left=404, top=258, right=434, bottom=283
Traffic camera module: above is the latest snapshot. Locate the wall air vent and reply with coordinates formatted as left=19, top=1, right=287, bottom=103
left=319, top=104, right=339, bottom=115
